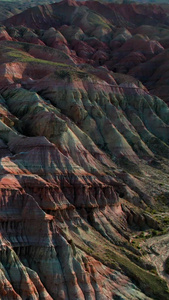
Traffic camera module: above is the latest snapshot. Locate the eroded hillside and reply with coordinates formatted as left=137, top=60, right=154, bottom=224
left=0, top=1, right=169, bottom=299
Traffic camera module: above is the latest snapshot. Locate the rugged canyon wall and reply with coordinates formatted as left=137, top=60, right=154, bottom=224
left=0, top=1, right=169, bottom=299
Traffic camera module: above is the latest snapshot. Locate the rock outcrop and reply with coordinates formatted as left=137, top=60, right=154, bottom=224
left=0, top=1, right=169, bottom=300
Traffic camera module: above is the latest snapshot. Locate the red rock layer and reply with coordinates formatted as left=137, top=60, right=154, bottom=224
left=0, top=1, right=169, bottom=299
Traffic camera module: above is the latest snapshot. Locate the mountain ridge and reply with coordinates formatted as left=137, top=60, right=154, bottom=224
left=0, top=1, right=169, bottom=299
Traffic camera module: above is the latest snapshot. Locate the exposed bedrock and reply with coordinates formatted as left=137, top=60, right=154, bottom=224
left=0, top=1, right=169, bottom=299
left=0, top=170, right=156, bottom=300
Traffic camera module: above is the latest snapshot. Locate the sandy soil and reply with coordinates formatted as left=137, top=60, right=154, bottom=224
left=143, top=232, right=169, bottom=285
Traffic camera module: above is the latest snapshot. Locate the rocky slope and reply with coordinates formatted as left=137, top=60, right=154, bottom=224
left=0, top=0, right=62, bottom=22
left=0, top=1, right=169, bottom=299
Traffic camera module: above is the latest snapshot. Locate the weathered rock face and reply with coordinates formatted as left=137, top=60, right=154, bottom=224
left=0, top=1, right=169, bottom=300
left=3, top=0, right=169, bottom=105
